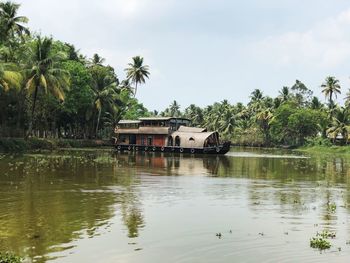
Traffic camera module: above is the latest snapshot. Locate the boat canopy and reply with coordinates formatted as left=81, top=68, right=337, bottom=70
left=170, top=131, right=219, bottom=148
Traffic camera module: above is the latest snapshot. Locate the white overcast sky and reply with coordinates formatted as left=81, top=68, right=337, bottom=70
left=18, top=0, right=350, bottom=110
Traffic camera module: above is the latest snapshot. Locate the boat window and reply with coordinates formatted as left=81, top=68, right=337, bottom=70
left=189, top=137, right=195, bottom=141
left=147, top=136, right=153, bottom=146
left=175, top=136, right=180, bottom=147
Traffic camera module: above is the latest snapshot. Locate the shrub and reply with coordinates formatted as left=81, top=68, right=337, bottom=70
left=0, top=252, right=22, bottom=263
left=0, top=138, right=28, bottom=152
left=27, top=138, right=57, bottom=150
left=305, top=137, right=332, bottom=147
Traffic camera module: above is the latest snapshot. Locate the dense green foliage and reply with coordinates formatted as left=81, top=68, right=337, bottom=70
left=0, top=252, right=22, bottom=263
left=159, top=79, right=350, bottom=147
left=0, top=1, right=151, bottom=139
left=2, top=1, right=350, bottom=148
left=0, top=137, right=112, bottom=152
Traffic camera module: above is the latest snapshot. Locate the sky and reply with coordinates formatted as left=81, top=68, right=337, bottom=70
left=18, top=0, right=350, bottom=111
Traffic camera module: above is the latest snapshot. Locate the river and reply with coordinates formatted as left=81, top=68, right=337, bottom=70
left=0, top=148, right=350, bottom=262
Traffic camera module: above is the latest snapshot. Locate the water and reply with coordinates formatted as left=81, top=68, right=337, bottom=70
left=1, top=148, right=350, bottom=262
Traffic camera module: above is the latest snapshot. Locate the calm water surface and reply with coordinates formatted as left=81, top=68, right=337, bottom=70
left=1, top=147, right=350, bottom=262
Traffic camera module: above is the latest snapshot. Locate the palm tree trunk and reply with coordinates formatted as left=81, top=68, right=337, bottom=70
left=134, top=82, right=138, bottom=97
left=26, top=86, right=39, bottom=138
left=96, top=109, right=102, bottom=138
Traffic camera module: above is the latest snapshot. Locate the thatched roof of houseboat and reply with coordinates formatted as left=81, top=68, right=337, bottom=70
left=171, top=131, right=218, bottom=148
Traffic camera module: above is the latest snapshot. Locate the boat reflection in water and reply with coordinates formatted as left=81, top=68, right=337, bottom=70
left=114, top=152, right=231, bottom=177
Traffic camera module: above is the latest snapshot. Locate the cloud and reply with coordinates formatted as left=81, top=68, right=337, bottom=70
left=251, top=8, right=350, bottom=69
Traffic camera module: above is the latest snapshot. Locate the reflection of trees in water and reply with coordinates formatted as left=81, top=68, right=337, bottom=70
left=121, top=205, right=144, bottom=238
left=0, top=152, right=143, bottom=262
left=4, top=151, right=346, bottom=261
left=114, top=152, right=230, bottom=177
left=239, top=154, right=350, bottom=226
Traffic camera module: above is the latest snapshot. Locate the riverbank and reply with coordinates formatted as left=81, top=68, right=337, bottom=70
left=0, top=138, right=113, bottom=152
left=297, top=145, right=350, bottom=155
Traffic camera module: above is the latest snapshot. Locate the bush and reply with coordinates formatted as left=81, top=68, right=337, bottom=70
left=0, top=138, right=28, bottom=152
left=0, top=252, right=22, bottom=263
left=56, top=139, right=71, bottom=148
left=27, top=138, right=57, bottom=150
left=0, top=138, right=112, bottom=152
left=305, top=137, right=332, bottom=147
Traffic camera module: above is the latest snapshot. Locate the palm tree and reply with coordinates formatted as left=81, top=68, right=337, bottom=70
left=103, top=90, right=128, bottom=133
left=219, top=105, right=235, bottom=137
left=0, top=63, right=21, bottom=91
left=321, top=76, right=341, bottom=105
left=124, top=56, right=150, bottom=97
left=184, top=104, right=203, bottom=127
left=90, top=53, right=105, bottom=66
left=89, top=66, right=119, bottom=137
left=248, top=89, right=264, bottom=114
left=256, top=108, right=274, bottom=145
left=169, top=100, right=181, bottom=117
left=0, top=1, right=29, bottom=43
left=278, top=86, right=290, bottom=103
left=344, top=89, right=350, bottom=108
left=249, top=89, right=263, bottom=103
left=327, top=107, right=350, bottom=144
left=25, top=37, right=69, bottom=136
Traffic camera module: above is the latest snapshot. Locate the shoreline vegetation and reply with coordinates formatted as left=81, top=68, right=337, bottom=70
left=2, top=1, right=350, bottom=153
left=0, top=137, right=112, bottom=152
left=1, top=137, right=350, bottom=156
left=297, top=145, right=350, bottom=155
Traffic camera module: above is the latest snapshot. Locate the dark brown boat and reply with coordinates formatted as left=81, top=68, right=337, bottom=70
left=114, top=117, right=231, bottom=154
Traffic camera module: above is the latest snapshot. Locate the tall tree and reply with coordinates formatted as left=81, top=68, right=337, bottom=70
left=125, top=56, right=150, bottom=97
left=321, top=76, right=341, bottom=105
left=327, top=107, right=350, bottom=144
left=90, top=53, right=105, bottom=66
left=89, top=65, right=119, bottom=137
left=249, top=89, right=263, bottom=103
left=256, top=108, right=273, bottom=145
left=25, top=36, right=69, bottom=136
left=0, top=1, right=29, bottom=43
left=278, top=86, right=290, bottom=103
left=169, top=100, right=181, bottom=117
left=310, top=96, right=322, bottom=110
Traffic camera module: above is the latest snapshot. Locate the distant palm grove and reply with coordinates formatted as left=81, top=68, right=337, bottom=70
left=0, top=1, right=150, bottom=139
left=1, top=1, right=349, bottom=147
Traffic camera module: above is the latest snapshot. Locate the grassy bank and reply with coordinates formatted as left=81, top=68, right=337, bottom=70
left=0, top=138, right=113, bottom=152
left=297, top=145, right=350, bottom=155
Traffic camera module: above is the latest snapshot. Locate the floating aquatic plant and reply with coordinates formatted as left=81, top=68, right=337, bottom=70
left=327, top=202, right=337, bottom=213
left=0, top=252, right=22, bottom=263
left=310, top=237, right=331, bottom=250
left=317, top=230, right=336, bottom=239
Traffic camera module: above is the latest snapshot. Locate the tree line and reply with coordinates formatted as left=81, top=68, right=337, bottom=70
left=158, top=78, right=350, bottom=147
left=0, top=1, right=151, bottom=139
left=2, top=1, right=349, bottom=147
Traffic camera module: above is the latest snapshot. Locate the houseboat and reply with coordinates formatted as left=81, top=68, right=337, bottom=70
left=114, top=117, right=231, bottom=154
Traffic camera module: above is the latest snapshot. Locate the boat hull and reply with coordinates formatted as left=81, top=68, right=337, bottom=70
left=115, top=141, right=231, bottom=155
